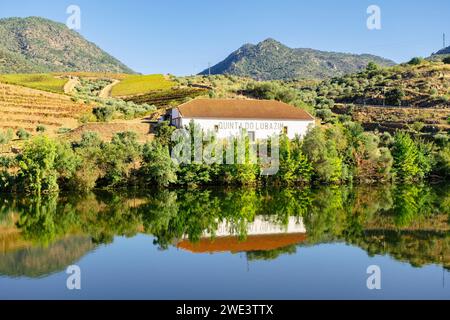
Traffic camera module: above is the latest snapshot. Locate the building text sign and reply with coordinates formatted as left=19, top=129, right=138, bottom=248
left=218, top=121, right=285, bottom=131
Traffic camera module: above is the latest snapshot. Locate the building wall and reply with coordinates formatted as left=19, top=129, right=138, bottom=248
left=176, top=116, right=315, bottom=140
left=202, top=216, right=306, bottom=237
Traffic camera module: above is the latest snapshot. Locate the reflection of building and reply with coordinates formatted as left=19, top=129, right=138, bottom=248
left=170, top=99, right=315, bottom=140
left=177, top=216, right=307, bottom=254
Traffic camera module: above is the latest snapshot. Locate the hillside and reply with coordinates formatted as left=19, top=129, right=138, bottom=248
left=313, top=60, right=450, bottom=134
left=0, top=17, right=134, bottom=74
left=199, top=38, right=396, bottom=80
left=0, top=82, right=90, bottom=134
left=316, top=60, right=450, bottom=108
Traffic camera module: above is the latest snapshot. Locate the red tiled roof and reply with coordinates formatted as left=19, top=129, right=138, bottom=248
left=176, top=99, right=314, bottom=121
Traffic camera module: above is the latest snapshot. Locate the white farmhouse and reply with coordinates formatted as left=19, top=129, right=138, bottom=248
left=170, top=99, right=315, bottom=140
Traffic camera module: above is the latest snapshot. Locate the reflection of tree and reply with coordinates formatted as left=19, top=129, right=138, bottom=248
left=81, top=193, right=142, bottom=244
left=392, top=185, right=439, bottom=227
left=302, top=186, right=348, bottom=243
left=246, top=245, right=297, bottom=261
left=1, top=182, right=450, bottom=278
left=15, top=194, right=76, bottom=245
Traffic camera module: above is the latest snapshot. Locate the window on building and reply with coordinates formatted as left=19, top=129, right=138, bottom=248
left=248, top=131, right=256, bottom=142
left=214, top=125, right=219, bottom=133
left=283, top=126, right=288, bottom=135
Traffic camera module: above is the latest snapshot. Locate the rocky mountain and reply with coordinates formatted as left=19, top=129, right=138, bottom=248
left=199, top=38, right=396, bottom=80
left=0, top=17, right=134, bottom=74
left=435, top=46, right=450, bottom=55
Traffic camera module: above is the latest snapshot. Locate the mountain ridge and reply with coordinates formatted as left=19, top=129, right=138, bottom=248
left=200, top=38, right=396, bottom=80
left=0, top=16, right=134, bottom=74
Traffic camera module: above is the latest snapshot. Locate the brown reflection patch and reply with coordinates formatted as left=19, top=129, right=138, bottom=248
left=177, top=233, right=307, bottom=254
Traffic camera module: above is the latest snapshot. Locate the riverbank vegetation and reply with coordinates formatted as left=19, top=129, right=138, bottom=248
left=0, top=118, right=448, bottom=193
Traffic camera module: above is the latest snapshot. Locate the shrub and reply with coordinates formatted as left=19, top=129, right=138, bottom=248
left=408, top=57, right=424, bottom=65
left=16, top=128, right=31, bottom=140
left=436, top=145, right=450, bottom=176
left=366, top=62, right=380, bottom=72
left=57, top=127, right=72, bottom=134
left=36, top=125, right=46, bottom=133
left=0, top=129, right=13, bottom=146
left=410, top=122, right=425, bottom=133
left=79, top=112, right=97, bottom=124
left=443, top=57, right=450, bottom=64
left=385, top=88, right=405, bottom=106
left=93, top=106, right=114, bottom=122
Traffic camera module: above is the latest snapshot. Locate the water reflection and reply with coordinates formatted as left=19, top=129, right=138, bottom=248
left=0, top=183, right=449, bottom=278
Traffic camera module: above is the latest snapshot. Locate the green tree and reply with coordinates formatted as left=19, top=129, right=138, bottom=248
left=276, top=135, right=312, bottom=185
left=72, top=132, right=104, bottom=192
left=302, top=127, right=344, bottom=183
left=392, top=132, right=429, bottom=182
left=54, top=141, right=80, bottom=187
left=140, top=140, right=178, bottom=187
left=100, top=131, right=141, bottom=187
left=154, top=121, right=176, bottom=147
left=17, top=136, right=59, bottom=193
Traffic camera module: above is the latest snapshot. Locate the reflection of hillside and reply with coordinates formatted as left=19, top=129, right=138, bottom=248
left=0, top=228, right=30, bottom=253
left=350, top=229, right=450, bottom=269
left=0, top=236, right=96, bottom=278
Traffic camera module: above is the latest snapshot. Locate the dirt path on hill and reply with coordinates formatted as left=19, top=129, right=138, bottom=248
left=99, top=80, right=120, bottom=98
left=63, top=76, right=80, bottom=94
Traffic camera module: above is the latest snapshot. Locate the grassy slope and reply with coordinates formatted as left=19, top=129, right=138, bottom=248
left=0, top=74, right=67, bottom=94
left=111, top=74, right=175, bottom=97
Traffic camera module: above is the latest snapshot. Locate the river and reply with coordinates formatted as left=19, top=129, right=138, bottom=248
left=0, top=183, right=449, bottom=299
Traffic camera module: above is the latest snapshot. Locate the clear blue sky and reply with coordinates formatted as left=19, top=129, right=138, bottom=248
left=0, top=0, right=449, bottom=75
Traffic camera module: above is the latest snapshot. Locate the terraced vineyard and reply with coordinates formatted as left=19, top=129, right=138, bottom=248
left=111, top=74, right=176, bottom=97
left=0, top=74, right=67, bottom=94
left=123, top=87, right=208, bottom=106
left=54, top=72, right=129, bottom=81
left=0, top=83, right=89, bottom=134
left=333, top=104, right=450, bottom=134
